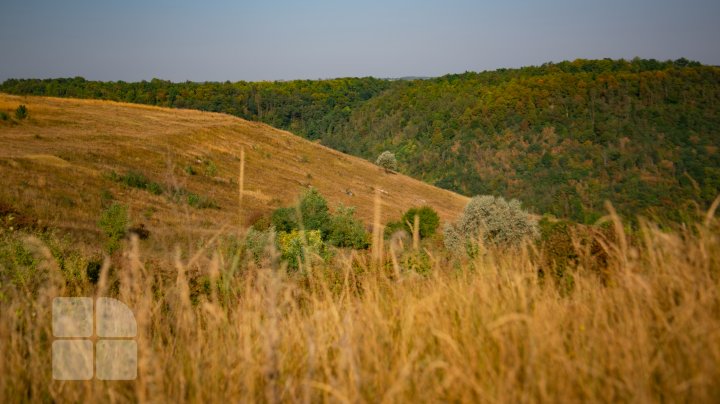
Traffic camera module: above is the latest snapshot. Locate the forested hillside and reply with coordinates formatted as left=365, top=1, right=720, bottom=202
left=3, top=58, right=719, bottom=223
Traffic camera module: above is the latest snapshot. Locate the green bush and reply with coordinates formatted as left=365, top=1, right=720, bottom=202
left=0, top=236, right=40, bottom=290
left=147, top=182, right=163, bottom=195
left=98, top=203, right=128, bottom=253
left=384, top=220, right=407, bottom=238
left=403, top=206, right=439, bottom=239
left=376, top=151, right=398, bottom=171
left=15, top=105, right=28, bottom=120
left=271, top=188, right=331, bottom=235
left=277, top=229, right=327, bottom=271
left=270, top=189, right=369, bottom=251
left=271, top=207, right=298, bottom=233
left=109, top=170, right=163, bottom=195
left=444, top=195, right=538, bottom=254
left=327, top=205, right=369, bottom=249
left=298, top=188, right=331, bottom=236
left=0, top=111, right=9, bottom=121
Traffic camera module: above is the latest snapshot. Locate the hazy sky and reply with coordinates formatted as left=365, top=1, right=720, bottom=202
left=1, top=0, right=718, bottom=82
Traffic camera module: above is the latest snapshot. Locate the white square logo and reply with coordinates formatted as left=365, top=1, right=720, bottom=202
left=52, top=297, right=137, bottom=381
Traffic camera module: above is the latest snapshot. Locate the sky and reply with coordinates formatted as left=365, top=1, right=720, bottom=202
left=1, top=0, right=718, bottom=82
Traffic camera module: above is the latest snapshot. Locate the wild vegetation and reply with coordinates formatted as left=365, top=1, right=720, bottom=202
left=3, top=58, right=719, bottom=223
left=1, top=190, right=719, bottom=402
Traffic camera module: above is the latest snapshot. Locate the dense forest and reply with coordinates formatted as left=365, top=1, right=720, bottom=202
left=3, top=58, right=719, bottom=223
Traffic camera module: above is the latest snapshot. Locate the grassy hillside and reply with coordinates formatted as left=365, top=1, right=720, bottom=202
left=3, top=58, right=719, bottom=223
left=1, top=86, right=719, bottom=403
left=0, top=93, right=467, bottom=250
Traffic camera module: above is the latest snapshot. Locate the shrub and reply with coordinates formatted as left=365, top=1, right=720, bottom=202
left=376, top=151, right=398, bottom=171
left=384, top=220, right=407, bottom=238
left=401, top=206, right=440, bottom=239
left=15, top=105, right=28, bottom=120
left=298, top=188, right=331, bottom=236
left=270, top=189, right=369, bottom=251
left=109, top=170, right=163, bottom=195
left=0, top=112, right=9, bottom=121
left=98, top=203, right=128, bottom=253
left=445, top=195, right=538, bottom=254
left=327, top=205, right=369, bottom=249
left=277, top=229, right=327, bottom=271
left=271, top=207, right=298, bottom=233
left=147, top=182, right=163, bottom=195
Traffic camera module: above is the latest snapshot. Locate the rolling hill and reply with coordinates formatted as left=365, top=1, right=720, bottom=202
left=0, top=93, right=468, bottom=249
left=5, top=58, right=718, bottom=223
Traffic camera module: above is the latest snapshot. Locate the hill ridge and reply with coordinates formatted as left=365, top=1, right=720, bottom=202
left=0, top=93, right=468, bottom=246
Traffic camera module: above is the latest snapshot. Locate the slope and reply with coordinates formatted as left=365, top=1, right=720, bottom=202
left=0, top=94, right=468, bottom=247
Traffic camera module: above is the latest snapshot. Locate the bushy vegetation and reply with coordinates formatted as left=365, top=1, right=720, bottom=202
left=277, top=229, right=328, bottom=271
left=375, top=151, right=398, bottom=172
left=6, top=59, right=717, bottom=223
left=251, top=189, right=371, bottom=269
left=106, top=170, right=217, bottom=209
left=14, top=104, right=27, bottom=120
left=297, top=188, right=332, bottom=237
left=326, top=205, right=369, bottom=249
left=108, top=170, right=163, bottom=195
left=385, top=206, right=440, bottom=241
left=98, top=202, right=128, bottom=253
left=1, top=201, right=719, bottom=402
left=444, top=195, right=538, bottom=254
left=269, top=188, right=369, bottom=250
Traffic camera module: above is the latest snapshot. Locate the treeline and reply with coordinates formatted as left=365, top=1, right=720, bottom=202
left=0, top=76, right=392, bottom=140
left=2, top=58, right=718, bottom=223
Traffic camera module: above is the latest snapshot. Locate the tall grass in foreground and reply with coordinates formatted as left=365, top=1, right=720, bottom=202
left=1, top=208, right=719, bottom=403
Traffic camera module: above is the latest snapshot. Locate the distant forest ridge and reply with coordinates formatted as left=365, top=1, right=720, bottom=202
left=2, top=58, right=719, bottom=223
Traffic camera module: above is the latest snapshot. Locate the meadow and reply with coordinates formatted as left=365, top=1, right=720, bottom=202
left=1, top=195, right=719, bottom=403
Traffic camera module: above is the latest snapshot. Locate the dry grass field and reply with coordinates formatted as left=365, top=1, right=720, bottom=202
left=1, top=210, right=719, bottom=403
left=1, top=94, right=719, bottom=403
left=0, top=93, right=467, bottom=249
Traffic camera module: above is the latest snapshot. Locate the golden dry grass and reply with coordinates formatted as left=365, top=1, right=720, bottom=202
left=0, top=93, right=468, bottom=250
left=1, top=208, right=719, bottom=402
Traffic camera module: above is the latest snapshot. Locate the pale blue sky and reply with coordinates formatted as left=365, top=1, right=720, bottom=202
left=1, top=0, right=718, bottom=81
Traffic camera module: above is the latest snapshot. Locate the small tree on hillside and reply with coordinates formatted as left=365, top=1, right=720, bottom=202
left=402, top=206, right=440, bottom=239
left=15, top=105, right=28, bottom=120
left=444, top=195, right=538, bottom=255
left=376, top=151, right=398, bottom=172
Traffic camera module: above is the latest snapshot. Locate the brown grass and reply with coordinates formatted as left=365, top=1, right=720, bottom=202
left=0, top=93, right=468, bottom=250
left=1, top=201, right=719, bottom=402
